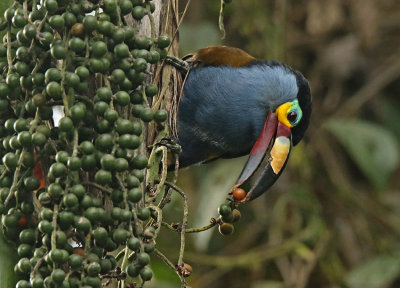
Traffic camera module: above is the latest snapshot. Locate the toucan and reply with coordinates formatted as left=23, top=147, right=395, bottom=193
left=174, top=46, right=312, bottom=202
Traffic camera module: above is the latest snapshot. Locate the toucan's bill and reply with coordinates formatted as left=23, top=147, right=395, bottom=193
left=233, top=111, right=292, bottom=202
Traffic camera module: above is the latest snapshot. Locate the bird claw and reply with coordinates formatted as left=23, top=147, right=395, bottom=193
left=165, top=55, right=190, bottom=74
left=155, top=137, right=182, bottom=154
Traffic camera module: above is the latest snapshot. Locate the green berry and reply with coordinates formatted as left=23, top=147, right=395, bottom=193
left=132, top=6, right=145, bottom=20
left=140, top=267, right=153, bottom=281
left=218, top=204, right=232, bottom=216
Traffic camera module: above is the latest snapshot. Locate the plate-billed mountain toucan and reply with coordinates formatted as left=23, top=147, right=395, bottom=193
left=173, top=46, right=312, bottom=202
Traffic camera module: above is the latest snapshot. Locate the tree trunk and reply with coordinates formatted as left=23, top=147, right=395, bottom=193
left=126, top=0, right=180, bottom=145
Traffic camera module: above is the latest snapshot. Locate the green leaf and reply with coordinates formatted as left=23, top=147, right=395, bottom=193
left=0, top=230, right=17, bottom=288
left=324, top=119, right=399, bottom=189
left=344, top=254, right=400, bottom=288
left=374, top=98, right=400, bottom=139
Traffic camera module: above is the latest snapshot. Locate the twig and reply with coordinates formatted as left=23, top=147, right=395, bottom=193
left=59, top=44, right=70, bottom=116
left=23, top=1, right=28, bottom=24
left=0, top=169, right=7, bottom=181
left=161, top=217, right=220, bottom=233
left=146, top=9, right=156, bottom=39
left=147, top=205, right=162, bottom=239
left=82, top=181, right=113, bottom=194
left=145, top=146, right=162, bottom=187
left=51, top=204, right=59, bottom=270
left=154, top=248, right=176, bottom=271
left=166, top=0, right=191, bottom=49
left=32, top=0, right=37, bottom=12
left=37, top=11, right=49, bottom=32
left=173, top=153, right=179, bottom=184
left=31, top=53, right=47, bottom=74
left=30, top=257, right=44, bottom=282
left=72, top=129, right=79, bottom=157
left=120, top=170, right=134, bottom=288
left=74, top=95, right=94, bottom=108
left=141, top=88, right=150, bottom=107
left=154, top=248, right=187, bottom=286
left=6, top=24, right=13, bottom=74
left=4, top=150, right=25, bottom=206
left=163, top=181, right=188, bottom=269
left=115, top=247, right=127, bottom=262
left=120, top=245, right=130, bottom=288
left=158, top=188, right=172, bottom=209
left=116, top=175, right=127, bottom=193
left=154, top=146, right=168, bottom=199
left=218, top=0, right=226, bottom=39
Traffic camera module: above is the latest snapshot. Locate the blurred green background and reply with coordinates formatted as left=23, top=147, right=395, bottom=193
left=163, top=1, right=400, bottom=287
left=2, top=0, right=400, bottom=287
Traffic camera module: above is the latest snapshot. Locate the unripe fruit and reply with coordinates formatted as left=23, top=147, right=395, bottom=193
left=219, top=223, right=234, bottom=235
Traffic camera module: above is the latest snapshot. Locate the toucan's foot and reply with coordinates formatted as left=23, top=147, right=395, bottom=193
left=165, top=55, right=190, bottom=74
left=155, top=137, right=182, bottom=154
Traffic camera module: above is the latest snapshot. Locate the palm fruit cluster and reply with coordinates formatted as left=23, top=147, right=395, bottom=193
left=215, top=187, right=244, bottom=236
left=217, top=202, right=241, bottom=236
left=0, top=0, right=170, bottom=287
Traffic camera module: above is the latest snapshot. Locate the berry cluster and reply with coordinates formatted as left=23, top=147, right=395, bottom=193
left=0, top=0, right=170, bottom=287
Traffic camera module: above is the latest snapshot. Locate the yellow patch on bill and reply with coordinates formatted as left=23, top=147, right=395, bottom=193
left=270, top=136, right=291, bottom=174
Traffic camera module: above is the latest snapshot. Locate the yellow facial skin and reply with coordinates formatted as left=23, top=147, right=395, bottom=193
left=276, top=102, right=293, bottom=128
left=269, top=100, right=303, bottom=174
left=275, top=99, right=303, bottom=128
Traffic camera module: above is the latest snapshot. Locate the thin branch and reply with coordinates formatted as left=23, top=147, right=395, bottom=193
left=218, top=0, right=226, bottom=39
left=146, top=9, right=156, bottom=39
left=162, top=181, right=188, bottom=273
left=4, top=149, right=25, bottom=206
left=161, top=217, right=220, bottom=234
left=154, top=248, right=187, bottom=287
left=6, top=24, right=13, bottom=74
left=158, top=187, right=172, bottom=209
left=154, top=248, right=176, bottom=271
left=82, top=181, right=113, bottom=194
left=167, top=0, right=191, bottom=49
left=148, top=205, right=162, bottom=239
left=154, top=146, right=168, bottom=199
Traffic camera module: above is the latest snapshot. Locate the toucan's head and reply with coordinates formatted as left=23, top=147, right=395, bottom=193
left=233, top=61, right=312, bottom=202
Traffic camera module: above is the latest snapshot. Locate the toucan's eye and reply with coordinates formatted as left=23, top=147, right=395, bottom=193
left=276, top=100, right=303, bottom=127
left=287, top=111, right=298, bottom=124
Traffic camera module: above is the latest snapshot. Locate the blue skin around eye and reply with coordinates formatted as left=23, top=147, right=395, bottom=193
left=177, top=63, right=299, bottom=168
left=288, top=100, right=302, bottom=126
